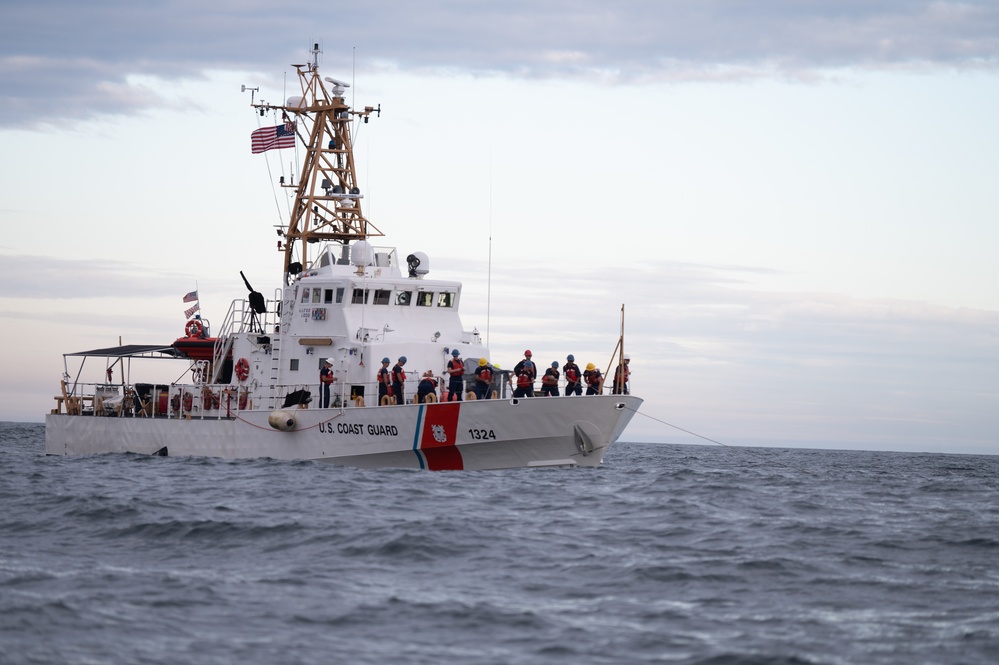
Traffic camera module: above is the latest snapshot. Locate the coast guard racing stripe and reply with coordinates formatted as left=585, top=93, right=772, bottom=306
left=414, top=402, right=463, bottom=470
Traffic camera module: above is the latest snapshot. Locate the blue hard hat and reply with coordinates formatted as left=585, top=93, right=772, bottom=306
left=567, top=354, right=575, bottom=361
left=399, top=356, right=407, bottom=363
left=451, top=349, right=460, bottom=356
left=552, top=361, right=559, bottom=368
left=382, top=357, right=390, bottom=363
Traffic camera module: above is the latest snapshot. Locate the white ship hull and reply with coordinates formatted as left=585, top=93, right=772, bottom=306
left=45, top=395, right=642, bottom=470
left=44, top=51, right=640, bottom=471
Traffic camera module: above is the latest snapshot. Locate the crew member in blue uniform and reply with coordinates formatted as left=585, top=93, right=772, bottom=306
left=563, top=354, right=582, bottom=396
left=584, top=363, right=603, bottom=395
left=391, top=356, right=407, bottom=405
left=541, top=361, right=560, bottom=397
left=612, top=354, right=631, bottom=394
left=446, top=349, right=465, bottom=401
left=417, top=371, right=438, bottom=403
left=473, top=358, right=493, bottom=400
left=513, top=350, right=537, bottom=398
left=319, top=359, right=337, bottom=408
left=376, top=357, right=392, bottom=405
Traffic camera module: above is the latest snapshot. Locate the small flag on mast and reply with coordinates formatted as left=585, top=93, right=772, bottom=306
left=251, top=123, right=297, bottom=154
left=183, top=290, right=199, bottom=303
left=184, top=303, right=201, bottom=319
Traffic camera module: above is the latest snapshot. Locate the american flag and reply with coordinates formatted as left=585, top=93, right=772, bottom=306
left=184, top=303, right=200, bottom=318
left=182, top=290, right=198, bottom=303
left=251, top=123, right=297, bottom=154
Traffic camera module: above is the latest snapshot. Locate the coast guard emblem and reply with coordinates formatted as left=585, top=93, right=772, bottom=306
left=418, top=402, right=463, bottom=470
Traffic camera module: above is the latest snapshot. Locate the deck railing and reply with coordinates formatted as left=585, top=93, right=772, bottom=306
left=53, top=371, right=523, bottom=418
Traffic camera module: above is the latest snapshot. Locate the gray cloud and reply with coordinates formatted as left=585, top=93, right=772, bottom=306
left=2, top=1, right=998, bottom=128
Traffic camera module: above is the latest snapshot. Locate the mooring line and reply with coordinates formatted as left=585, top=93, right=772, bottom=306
left=630, top=408, right=733, bottom=448
left=625, top=406, right=814, bottom=475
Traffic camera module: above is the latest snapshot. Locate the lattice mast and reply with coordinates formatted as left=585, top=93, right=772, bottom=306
left=252, top=45, right=382, bottom=282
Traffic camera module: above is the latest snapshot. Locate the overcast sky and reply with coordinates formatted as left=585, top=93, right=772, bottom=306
left=1, top=1, right=997, bottom=454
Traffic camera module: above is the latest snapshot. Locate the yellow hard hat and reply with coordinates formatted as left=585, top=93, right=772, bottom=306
left=479, top=358, right=488, bottom=366
left=586, top=363, right=595, bottom=371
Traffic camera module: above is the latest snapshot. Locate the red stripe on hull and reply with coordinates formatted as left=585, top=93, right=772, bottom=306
left=419, top=402, right=464, bottom=470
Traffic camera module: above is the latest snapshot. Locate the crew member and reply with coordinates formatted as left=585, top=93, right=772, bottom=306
left=473, top=358, right=493, bottom=400
left=612, top=354, right=631, bottom=394
left=417, top=371, right=438, bottom=403
left=584, top=363, right=603, bottom=395
left=319, top=359, right=337, bottom=408
left=541, top=361, right=560, bottom=397
left=563, top=354, right=582, bottom=396
left=446, top=349, right=465, bottom=401
left=513, top=350, right=537, bottom=398
left=391, top=356, right=407, bottom=405
left=376, top=357, right=392, bottom=405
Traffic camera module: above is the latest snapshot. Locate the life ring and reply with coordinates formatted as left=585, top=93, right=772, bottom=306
left=235, top=357, right=250, bottom=382
left=185, top=319, right=204, bottom=338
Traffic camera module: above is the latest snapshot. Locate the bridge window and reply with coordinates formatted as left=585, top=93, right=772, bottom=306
left=373, top=289, right=391, bottom=305
left=396, top=291, right=412, bottom=306
left=352, top=289, right=369, bottom=304
left=301, top=288, right=310, bottom=304
left=417, top=291, right=434, bottom=307
left=437, top=292, right=454, bottom=308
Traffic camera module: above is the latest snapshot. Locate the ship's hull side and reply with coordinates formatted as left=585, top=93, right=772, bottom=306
left=45, top=396, right=642, bottom=470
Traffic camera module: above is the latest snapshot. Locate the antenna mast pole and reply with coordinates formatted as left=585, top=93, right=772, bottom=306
left=250, top=43, right=382, bottom=283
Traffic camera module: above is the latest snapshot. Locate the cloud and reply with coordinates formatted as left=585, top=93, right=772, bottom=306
left=3, top=1, right=999, bottom=127
left=0, top=252, right=190, bottom=299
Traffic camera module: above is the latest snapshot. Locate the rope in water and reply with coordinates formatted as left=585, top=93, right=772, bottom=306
left=624, top=405, right=813, bottom=474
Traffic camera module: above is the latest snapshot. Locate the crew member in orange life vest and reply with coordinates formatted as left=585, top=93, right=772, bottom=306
left=541, top=361, right=560, bottom=397
left=513, top=350, right=537, bottom=398
left=473, top=358, right=493, bottom=400
left=391, top=356, right=407, bottom=405
left=612, top=354, right=631, bottom=394
left=319, top=359, right=337, bottom=408
left=584, top=363, right=603, bottom=395
left=446, top=348, right=465, bottom=401
left=563, top=354, right=582, bottom=396
left=417, top=370, right=438, bottom=403
left=376, top=357, right=391, bottom=404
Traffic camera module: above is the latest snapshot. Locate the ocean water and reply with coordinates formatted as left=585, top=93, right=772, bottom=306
left=1, top=422, right=997, bottom=665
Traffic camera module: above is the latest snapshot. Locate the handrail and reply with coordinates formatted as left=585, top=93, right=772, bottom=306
left=210, top=300, right=241, bottom=383
left=209, top=297, right=283, bottom=383
left=52, top=380, right=370, bottom=418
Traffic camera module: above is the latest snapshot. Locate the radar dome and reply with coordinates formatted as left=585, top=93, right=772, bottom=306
left=351, top=241, right=374, bottom=267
